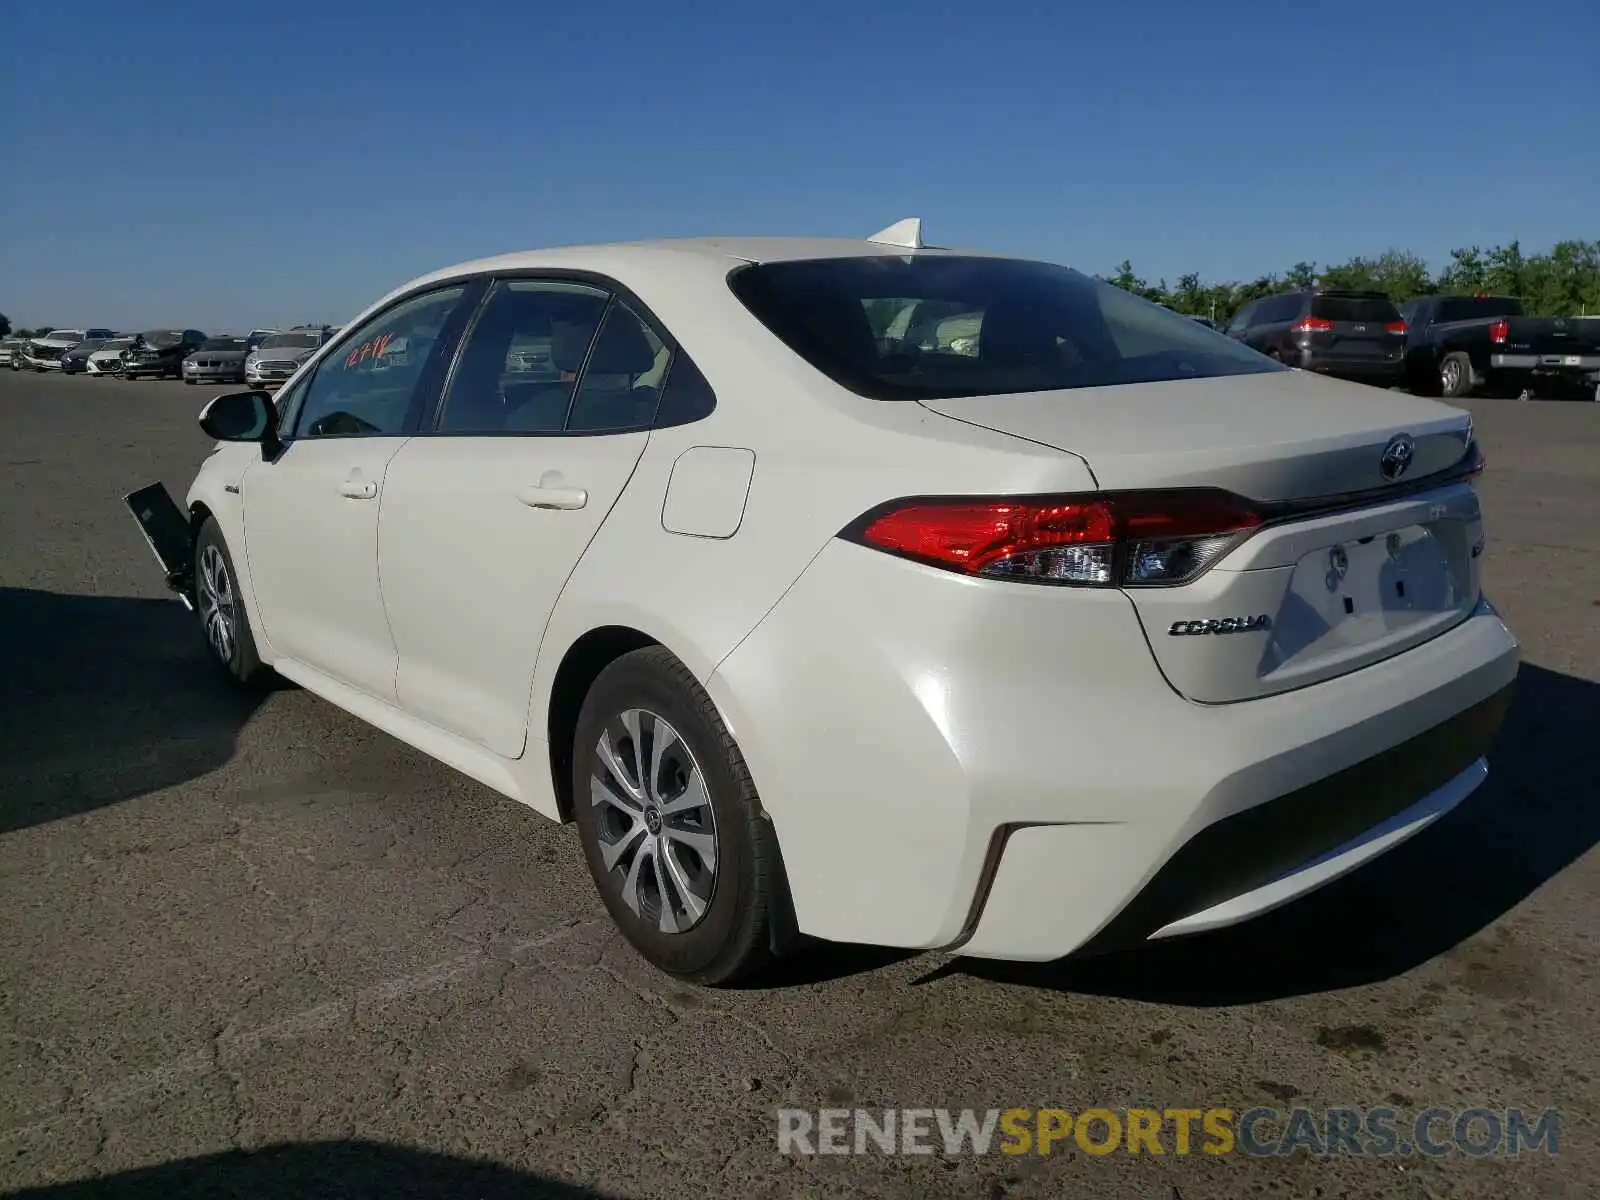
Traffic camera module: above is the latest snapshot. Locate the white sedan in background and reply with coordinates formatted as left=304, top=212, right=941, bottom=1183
left=86, top=337, right=136, bottom=375
left=131, top=220, right=1518, bottom=984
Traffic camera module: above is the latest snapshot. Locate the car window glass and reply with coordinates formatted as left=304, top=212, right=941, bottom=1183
left=1254, top=295, right=1289, bottom=324
left=1225, top=303, right=1254, bottom=334
left=1310, top=295, right=1400, bottom=323
left=435, top=280, right=611, bottom=435
left=292, top=286, right=467, bottom=438
left=728, top=256, right=1281, bottom=402
left=653, top=352, right=717, bottom=427
left=566, top=301, right=671, bottom=432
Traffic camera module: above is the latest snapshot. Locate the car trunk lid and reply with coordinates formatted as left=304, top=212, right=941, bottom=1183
left=920, top=372, right=1483, bottom=702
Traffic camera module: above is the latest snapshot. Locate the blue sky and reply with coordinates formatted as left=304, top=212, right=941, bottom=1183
left=3, top=0, right=1595, bottom=331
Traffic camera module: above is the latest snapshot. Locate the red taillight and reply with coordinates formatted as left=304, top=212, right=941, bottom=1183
left=1489, top=319, right=1509, bottom=344
left=847, top=491, right=1263, bottom=587
left=1291, top=316, right=1335, bottom=333
left=1384, top=320, right=1407, bottom=335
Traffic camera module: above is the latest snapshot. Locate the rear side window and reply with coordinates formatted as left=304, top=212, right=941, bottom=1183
left=435, top=280, right=611, bottom=434
left=1310, top=295, right=1401, bottom=323
left=1256, top=294, right=1304, bottom=324
left=728, top=256, right=1282, bottom=401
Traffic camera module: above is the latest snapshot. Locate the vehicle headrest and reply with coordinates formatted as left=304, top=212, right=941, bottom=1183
left=586, top=312, right=658, bottom=376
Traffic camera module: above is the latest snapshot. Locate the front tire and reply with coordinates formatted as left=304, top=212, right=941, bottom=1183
left=573, top=647, right=786, bottom=985
left=194, top=519, right=269, bottom=686
left=1440, top=351, right=1474, bottom=398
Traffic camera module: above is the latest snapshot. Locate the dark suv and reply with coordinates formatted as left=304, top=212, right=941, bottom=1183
left=1224, top=289, right=1407, bottom=387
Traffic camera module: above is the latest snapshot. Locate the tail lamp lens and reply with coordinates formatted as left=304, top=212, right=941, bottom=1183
left=1384, top=320, right=1408, bottom=334
left=1291, top=317, right=1335, bottom=333
left=1489, top=319, right=1509, bottom=344
left=847, top=491, right=1263, bottom=588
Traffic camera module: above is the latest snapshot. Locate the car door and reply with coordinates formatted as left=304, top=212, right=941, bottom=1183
left=377, top=278, right=673, bottom=758
left=240, top=282, right=481, bottom=700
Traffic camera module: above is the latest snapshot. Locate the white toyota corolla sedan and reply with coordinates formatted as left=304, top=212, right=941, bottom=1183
left=129, top=220, right=1519, bottom=984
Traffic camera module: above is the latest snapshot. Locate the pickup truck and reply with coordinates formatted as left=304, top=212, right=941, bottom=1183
left=1399, top=294, right=1600, bottom=400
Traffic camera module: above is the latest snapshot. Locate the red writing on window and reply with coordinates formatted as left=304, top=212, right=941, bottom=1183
left=345, top=332, right=395, bottom=370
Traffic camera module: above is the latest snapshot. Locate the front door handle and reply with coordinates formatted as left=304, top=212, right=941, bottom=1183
left=517, top=485, right=588, bottom=510
left=338, top=477, right=378, bottom=500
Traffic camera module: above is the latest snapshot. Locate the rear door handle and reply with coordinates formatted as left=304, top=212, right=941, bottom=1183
left=517, top=485, right=588, bottom=510
left=338, top=478, right=378, bottom=500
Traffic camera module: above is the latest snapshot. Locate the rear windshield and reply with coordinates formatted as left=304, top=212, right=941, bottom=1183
left=728, top=256, right=1283, bottom=400
left=1309, top=295, right=1401, bottom=323
left=139, top=330, right=184, bottom=347
left=1312, top=296, right=1401, bottom=324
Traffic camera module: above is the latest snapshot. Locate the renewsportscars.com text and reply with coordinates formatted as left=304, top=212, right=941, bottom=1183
left=776, top=1106, right=1559, bottom=1158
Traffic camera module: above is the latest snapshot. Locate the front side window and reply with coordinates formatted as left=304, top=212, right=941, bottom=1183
left=290, top=286, right=468, bottom=437
left=436, top=280, right=612, bottom=434
left=1225, top=302, right=1256, bottom=334
left=728, top=256, right=1282, bottom=401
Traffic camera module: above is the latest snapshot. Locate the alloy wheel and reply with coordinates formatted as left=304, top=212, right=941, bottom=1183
left=1441, top=358, right=1461, bottom=393
left=197, top=544, right=237, bottom=662
left=590, top=708, right=719, bottom=934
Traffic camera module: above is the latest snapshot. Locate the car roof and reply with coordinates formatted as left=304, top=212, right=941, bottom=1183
left=354, top=234, right=1009, bottom=330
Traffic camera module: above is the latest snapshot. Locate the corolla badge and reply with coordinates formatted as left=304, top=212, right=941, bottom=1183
left=1380, top=434, right=1416, bottom=482
left=1168, top=615, right=1272, bottom=636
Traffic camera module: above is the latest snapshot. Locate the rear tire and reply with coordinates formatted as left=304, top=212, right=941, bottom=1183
left=572, top=646, right=787, bottom=986
left=194, top=518, right=270, bottom=687
left=1440, top=352, right=1474, bottom=399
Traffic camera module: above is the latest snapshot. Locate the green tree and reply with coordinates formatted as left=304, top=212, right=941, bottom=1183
left=1436, top=247, right=1489, bottom=295
left=1485, top=241, right=1529, bottom=300
left=0, top=313, right=10, bottom=338
left=1283, top=262, right=1318, bottom=290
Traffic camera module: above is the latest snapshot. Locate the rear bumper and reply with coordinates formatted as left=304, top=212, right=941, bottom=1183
left=1491, top=353, right=1600, bottom=383
left=1298, top=353, right=1405, bottom=382
left=708, top=539, right=1520, bottom=959
left=1069, top=684, right=1510, bottom=953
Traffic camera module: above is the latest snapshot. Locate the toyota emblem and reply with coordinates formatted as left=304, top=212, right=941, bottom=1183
left=1380, top=434, right=1416, bottom=482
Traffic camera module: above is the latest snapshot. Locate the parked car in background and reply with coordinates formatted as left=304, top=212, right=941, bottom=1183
left=22, top=328, right=116, bottom=371
left=87, top=337, right=136, bottom=376
left=1398, top=294, right=1600, bottom=400
left=183, top=336, right=252, bottom=385
left=59, top=337, right=122, bottom=375
left=1224, top=290, right=1406, bottom=387
left=244, top=327, right=329, bottom=387
left=123, top=329, right=208, bottom=380
left=133, top=226, right=1515, bottom=985
left=0, top=337, right=25, bottom=368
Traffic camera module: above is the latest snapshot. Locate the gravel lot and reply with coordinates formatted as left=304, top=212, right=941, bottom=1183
left=1, top=370, right=1596, bottom=1199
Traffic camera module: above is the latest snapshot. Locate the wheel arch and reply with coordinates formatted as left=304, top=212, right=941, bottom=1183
left=545, top=625, right=663, bottom=823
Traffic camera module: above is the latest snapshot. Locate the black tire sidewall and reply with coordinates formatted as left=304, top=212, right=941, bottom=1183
left=572, top=652, right=761, bottom=980
left=195, top=519, right=262, bottom=683
left=1441, top=352, right=1472, bottom=398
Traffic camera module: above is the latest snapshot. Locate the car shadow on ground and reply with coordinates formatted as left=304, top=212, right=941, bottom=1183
left=916, top=662, right=1600, bottom=1004
left=2, top=1141, right=615, bottom=1199
left=0, top=586, right=271, bottom=835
